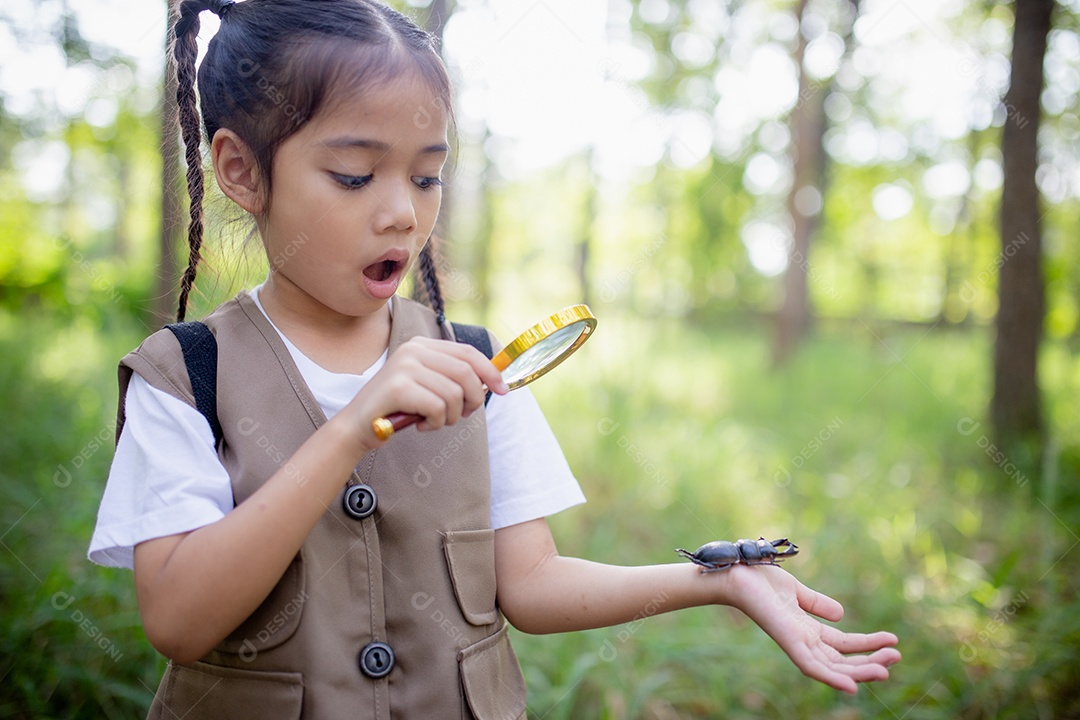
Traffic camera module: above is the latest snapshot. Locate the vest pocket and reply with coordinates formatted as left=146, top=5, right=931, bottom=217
left=148, top=661, right=303, bottom=720
left=217, top=554, right=306, bottom=656
left=443, top=529, right=499, bottom=626
left=458, top=623, right=527, bottom=720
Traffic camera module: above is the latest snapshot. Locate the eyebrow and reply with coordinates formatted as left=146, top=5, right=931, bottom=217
left=322, top=137, right=449, bottom=154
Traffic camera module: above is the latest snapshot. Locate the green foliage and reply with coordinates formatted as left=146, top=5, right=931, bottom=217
left=4, top=305, right=1076, bottom=718
left=515, top=316, right=1080, bottom=719
left=0, top=96, right=162, bottom=324
left=0, top=308, right=164, bottom=718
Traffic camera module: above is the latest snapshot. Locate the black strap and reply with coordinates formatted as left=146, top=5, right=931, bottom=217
left=165, top=321, right=224, bottom=447
left=450, top=322, right=494, bottom=406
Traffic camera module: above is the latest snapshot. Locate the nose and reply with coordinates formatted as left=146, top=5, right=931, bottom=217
left=373, top=178, right=417, bottom=234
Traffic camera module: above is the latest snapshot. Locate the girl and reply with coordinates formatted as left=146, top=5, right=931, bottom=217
left=89, top=1, right=901, bottom=718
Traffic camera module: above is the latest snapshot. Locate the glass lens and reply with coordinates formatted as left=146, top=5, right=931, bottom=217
left=502, top=322, right=588, bottom=387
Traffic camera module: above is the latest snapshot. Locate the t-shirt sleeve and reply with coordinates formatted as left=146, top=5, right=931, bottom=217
left=87, top=373, right=234, bottom=570
left=486, top=386, right=585, bottom=530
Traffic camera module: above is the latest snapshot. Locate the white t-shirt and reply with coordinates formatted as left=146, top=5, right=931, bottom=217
left=88, top=293, right=585, bottom=569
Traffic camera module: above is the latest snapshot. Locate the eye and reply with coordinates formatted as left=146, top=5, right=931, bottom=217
left=332, top=173, right=373, bottom=190
left=413, top=176, right=444, bottom=191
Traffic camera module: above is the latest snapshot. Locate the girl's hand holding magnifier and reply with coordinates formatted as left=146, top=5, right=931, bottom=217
left=354, top=336, right=509, bottom=445
left=372, top=306, right=597, bottom=441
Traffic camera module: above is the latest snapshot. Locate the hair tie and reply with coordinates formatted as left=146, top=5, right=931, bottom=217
left=208, top=0, right=235, bottom=18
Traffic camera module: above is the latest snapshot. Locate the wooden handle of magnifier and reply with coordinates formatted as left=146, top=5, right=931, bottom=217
left=371, top=413, right=421, bottom=441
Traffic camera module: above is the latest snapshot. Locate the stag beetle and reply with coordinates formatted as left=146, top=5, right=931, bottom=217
left=676, top=537, right=799, bottom=572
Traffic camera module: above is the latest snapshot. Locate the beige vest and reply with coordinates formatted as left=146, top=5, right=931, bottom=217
left=118, top=293, right=526, bottom=720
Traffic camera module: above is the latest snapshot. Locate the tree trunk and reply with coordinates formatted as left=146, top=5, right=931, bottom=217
left=773, top=0, right=820, bottom=364
left=114, top=141, right=131, bottom=259
left=773, top=0, right=858, bottom=364
left=415, top=0, right=457, bottom=307
left=473, top=127, right=495, bottom=320
left=425, top=0, right=451, bottom=238
left=153, top=1, right=182, bottom=327
left=576, top=150, right=597, bottom=307
left=992, top=0, right=1052, bottom=454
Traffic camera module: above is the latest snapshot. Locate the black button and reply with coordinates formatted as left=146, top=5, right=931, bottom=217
left=343, top=484, right=377, bottom=520
left=359, top=642, right=394, bottom=678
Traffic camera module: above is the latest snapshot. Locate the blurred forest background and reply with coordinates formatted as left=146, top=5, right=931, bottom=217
left=2, top=0, right=1079, bottom=717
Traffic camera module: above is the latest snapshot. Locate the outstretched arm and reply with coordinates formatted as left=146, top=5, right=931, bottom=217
left=494, top=518, right=900, bottom=695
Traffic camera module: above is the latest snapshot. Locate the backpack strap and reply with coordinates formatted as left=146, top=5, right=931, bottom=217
left=164, top=321, right=224, bottom=447
left=449, top=322, right=494, bottom=407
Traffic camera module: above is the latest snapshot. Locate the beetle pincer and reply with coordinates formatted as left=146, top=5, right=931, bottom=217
left=676, top=537, right=799, bottom=572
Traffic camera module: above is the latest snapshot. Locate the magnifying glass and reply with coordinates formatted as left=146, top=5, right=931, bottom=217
left=372, top=304, right=597, bottom=440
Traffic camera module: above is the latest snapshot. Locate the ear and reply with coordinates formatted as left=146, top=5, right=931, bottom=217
left=211, top=129, right=265, bottom=215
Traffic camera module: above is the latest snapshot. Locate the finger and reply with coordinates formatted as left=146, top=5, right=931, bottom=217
left=785, top=643, right=859, bottom=695
left=378, top=359, right=466, bottom=430
left=811, top=644, right=900, bottom=684
left=866, top=647, right=902, bottom=667
left=820, top=626, right=899, bottom=655
left=389, top=382, right=455, bottom=431
left=409, top=351, right=488, bottom=416
left=823, top=647, right=903, bottom=669
left=795, top=581, right=844, bottom=623
left=408, top=343, right=501, bottom=410
left=412, top=337, right=509, bottom=394
left=391, top=341, right=488, bottom=417
left=838, top=661, right=890, bottom=683
left=411, top=372, right=466, bottom=428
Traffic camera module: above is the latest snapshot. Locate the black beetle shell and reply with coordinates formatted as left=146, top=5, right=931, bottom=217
left=735, top=538, right=763, bottom=562
left=693, top=541, right=740, bottom=565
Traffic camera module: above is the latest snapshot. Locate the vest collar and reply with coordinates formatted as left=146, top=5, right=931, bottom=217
left=231, top=292, right=442, bottom=431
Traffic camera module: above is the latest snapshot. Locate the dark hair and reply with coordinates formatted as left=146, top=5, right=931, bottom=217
left=172, top=0, right=451, bottom=321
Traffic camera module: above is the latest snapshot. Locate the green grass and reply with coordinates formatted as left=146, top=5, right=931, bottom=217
left=2, top=308, right=1077, bottom=718
left=520, top=316, right=1080, bottom=719
left=0, top=308, right=165, bottom=718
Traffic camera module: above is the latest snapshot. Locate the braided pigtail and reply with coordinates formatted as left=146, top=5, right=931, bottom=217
left=173, top=1, right=207, bottom=322
left=417, top=241, right=447, bottom=326
left=165, top=0, right=453, bottom=322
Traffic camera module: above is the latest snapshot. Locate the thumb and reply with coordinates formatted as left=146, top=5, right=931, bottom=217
left=797, top=581, right=844, bottom=622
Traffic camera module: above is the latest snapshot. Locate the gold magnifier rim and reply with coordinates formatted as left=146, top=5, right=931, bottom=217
left=490, top=304, right=597, bottom=389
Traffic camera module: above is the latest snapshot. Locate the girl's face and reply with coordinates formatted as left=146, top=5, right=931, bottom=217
left=257, top=68, right=449, bottom=321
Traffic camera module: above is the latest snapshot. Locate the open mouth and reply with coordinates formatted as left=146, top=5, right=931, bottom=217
left=363, top=259, right=398, bottom=282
